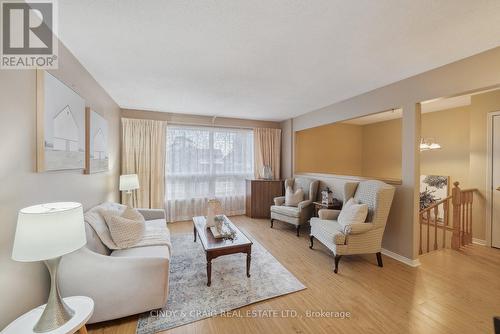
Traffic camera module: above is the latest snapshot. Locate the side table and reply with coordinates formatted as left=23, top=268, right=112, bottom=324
left=2, top=296, right=94, bottom=334
left=313, top=200, right=342, bottom=217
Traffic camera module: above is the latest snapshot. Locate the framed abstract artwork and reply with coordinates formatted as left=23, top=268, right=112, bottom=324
left=419, top=175, right=450, bottom=220
left=85, top=108, right=109, bottom=174
left=36, top=70, right=86, bottom=172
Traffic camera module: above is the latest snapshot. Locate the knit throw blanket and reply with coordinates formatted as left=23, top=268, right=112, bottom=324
left=84, top=205, right=172, bottom=252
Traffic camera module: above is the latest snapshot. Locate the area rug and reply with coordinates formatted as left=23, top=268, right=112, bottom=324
left=136, top=232, right=306, bottom=334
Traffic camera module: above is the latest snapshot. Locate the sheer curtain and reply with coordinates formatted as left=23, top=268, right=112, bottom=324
left=165, top=125, right=253, bottom=222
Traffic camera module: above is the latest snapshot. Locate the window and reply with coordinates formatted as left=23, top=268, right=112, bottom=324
left=165, top=125, right=253, bottom=222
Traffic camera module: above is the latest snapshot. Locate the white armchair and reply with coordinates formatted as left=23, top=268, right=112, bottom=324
left=309, top=180, right=395, bottom=273
left=270, top=177, right=319, bottom=236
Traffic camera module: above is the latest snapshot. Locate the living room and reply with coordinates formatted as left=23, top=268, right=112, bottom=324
left=2, top=1, right=500, bottom=334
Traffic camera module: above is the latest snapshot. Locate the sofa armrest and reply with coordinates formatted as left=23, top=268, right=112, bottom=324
left=297, top=199, right=312, bottom=210
left=344, top=222, right=375, bottom=235
left=137, top=208, right=165, bottom=221
left=318, top=209, right=341, bottom=220
left=274, top=196, right=285, bottom=206
left=59, top=247, right=169, bottom=323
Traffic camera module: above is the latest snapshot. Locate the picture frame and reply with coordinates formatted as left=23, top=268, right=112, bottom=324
left=419, top=175, right=450, bottom=220
left=85, top=108, right=109, bottom=174
left=36, top=70, right=86, bottom=172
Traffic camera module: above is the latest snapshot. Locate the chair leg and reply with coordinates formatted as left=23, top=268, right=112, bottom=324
left=376, top=252, right=383, bottom=267
left=270, top=219, right=273, bottom=228
left=334, top=255, right=342, bottom=274
left=296, top=225, right=300, bottom=237
left=309, top=235, right=314, bottom=249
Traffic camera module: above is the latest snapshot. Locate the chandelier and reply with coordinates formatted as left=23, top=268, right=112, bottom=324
left=420, top=138, right=441, bottom=151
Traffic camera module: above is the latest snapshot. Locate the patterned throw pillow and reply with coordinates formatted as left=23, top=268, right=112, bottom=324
left=122, top=206, right=145, bottom=221
left=285, top=186, right=304, bottom=207
left=102, top=207, right=145, bottom=248
left=338, top=198, right=368, bottom=230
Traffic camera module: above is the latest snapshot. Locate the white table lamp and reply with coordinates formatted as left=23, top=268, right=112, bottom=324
left=119, top=174, right=140, bottom=194
left=12, top=202, right=86, bottom=333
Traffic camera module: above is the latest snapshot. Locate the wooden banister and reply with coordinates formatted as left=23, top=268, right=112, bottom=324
left=419, top=181, right=476, bottom=255
left=451, top=182, right=462, bottom=250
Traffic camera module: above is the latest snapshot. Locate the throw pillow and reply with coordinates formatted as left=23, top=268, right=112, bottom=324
left=285, top=186, right=304, bottom=207
left=122, top=206, right=145, bottom=221
left=337, top=198, right=368, bottom=230
left=101, top=208, right=145, bottom=248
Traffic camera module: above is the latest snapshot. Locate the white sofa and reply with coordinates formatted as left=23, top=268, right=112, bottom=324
left=58, top=202, right=170, bottom=324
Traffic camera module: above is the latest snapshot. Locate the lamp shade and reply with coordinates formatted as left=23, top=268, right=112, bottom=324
left=119, top=174, right=140, bottom=191
left=12, top=202, right=86, bottom=262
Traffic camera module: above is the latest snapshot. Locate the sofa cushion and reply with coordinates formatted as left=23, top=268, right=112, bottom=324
left=146, top=219, right=168, bottom=229
left=84, top=202, right=127, bottom=250
left=294, top=177, right=314, bottom=200
left=85, top=203, right=171, bottom=252
left=103, top=211, right=146, bottom=249
left=285, top=187, right=304, bottom=207
left=310, top=218, right=346, bottom=245
left=110, top=245, right=170, bottom=260
left=122, top=206, right=145, bottom=221
left=84, top=223, right=110, bottom=255
left=270, top=205, right=301, bottom=218
left=338, top=198, right=368, bottom=229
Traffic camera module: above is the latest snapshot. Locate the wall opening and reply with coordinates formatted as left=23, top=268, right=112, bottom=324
left=294, top=108, right=402, bottom=183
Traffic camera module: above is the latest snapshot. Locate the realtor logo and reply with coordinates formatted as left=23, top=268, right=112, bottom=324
left=1, top=0, right=58, bottom=69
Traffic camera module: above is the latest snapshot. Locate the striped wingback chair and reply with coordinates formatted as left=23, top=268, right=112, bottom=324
left=309, top=180, right=395, bottom=273
left=270, top=177, right=319, bottom=236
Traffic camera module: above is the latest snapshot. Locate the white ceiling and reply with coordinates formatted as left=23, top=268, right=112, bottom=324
left=58, top=1, right=500, bottom=121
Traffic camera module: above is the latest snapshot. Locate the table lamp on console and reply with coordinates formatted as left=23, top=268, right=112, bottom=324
left=11, top=202, right=87, bottom=332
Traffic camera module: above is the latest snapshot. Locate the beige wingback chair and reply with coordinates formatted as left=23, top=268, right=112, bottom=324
left=309, top=180, right=395, bottom=273
left=270, top=177, right=319, bottom=236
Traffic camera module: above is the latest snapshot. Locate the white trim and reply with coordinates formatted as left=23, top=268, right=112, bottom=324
left=472, top=238, right=487, bottom=246
left=486, top=111, right=500, bottom=248
left=381, top=248, right=421, bottom=267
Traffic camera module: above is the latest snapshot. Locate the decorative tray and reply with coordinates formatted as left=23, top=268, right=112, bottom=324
left=209, top=222, right=236, bottom=240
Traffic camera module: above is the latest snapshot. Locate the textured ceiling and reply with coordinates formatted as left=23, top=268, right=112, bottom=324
left=59, top=0, right=500, bottom=121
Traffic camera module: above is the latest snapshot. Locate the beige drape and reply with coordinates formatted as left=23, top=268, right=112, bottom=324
left=121, top=118, right=167, bottom=208
left=254, top=128, right=281, bottom=179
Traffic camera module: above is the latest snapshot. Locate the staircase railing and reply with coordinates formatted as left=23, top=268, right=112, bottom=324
left=419, top=181, right=476, bottom=255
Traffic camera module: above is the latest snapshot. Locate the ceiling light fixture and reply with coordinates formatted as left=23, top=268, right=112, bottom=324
left=420, top=138, right=441, bottom=151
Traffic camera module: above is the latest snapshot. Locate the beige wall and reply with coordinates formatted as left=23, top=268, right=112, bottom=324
left=295, top=123, right=363, bottom=175
left=0, top=42, right=120, bottom=329
left=362, top=119, right=402, bottom=180
left=294, top=118, right=402, bottom=181
left=421, top=106, right=471, bottom=186
left=287, top=46, right=500, bottom=260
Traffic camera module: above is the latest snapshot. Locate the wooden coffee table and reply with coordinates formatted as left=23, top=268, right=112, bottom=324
left=193, top=216, right=253, bottom=287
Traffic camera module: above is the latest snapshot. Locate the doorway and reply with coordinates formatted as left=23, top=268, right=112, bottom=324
left=488, top=111, right=500, bottom=248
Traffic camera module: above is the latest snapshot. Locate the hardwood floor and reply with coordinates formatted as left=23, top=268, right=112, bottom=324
left=88, top=216, right=500, bottom=334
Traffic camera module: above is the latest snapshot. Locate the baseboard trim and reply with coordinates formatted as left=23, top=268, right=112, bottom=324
left=381, top=248, right=421, bottom=267
left=472, top=238, right=487, bottom=246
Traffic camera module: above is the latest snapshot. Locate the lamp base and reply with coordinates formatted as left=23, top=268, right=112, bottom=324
left=33, top=257, right=75, bottom=333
